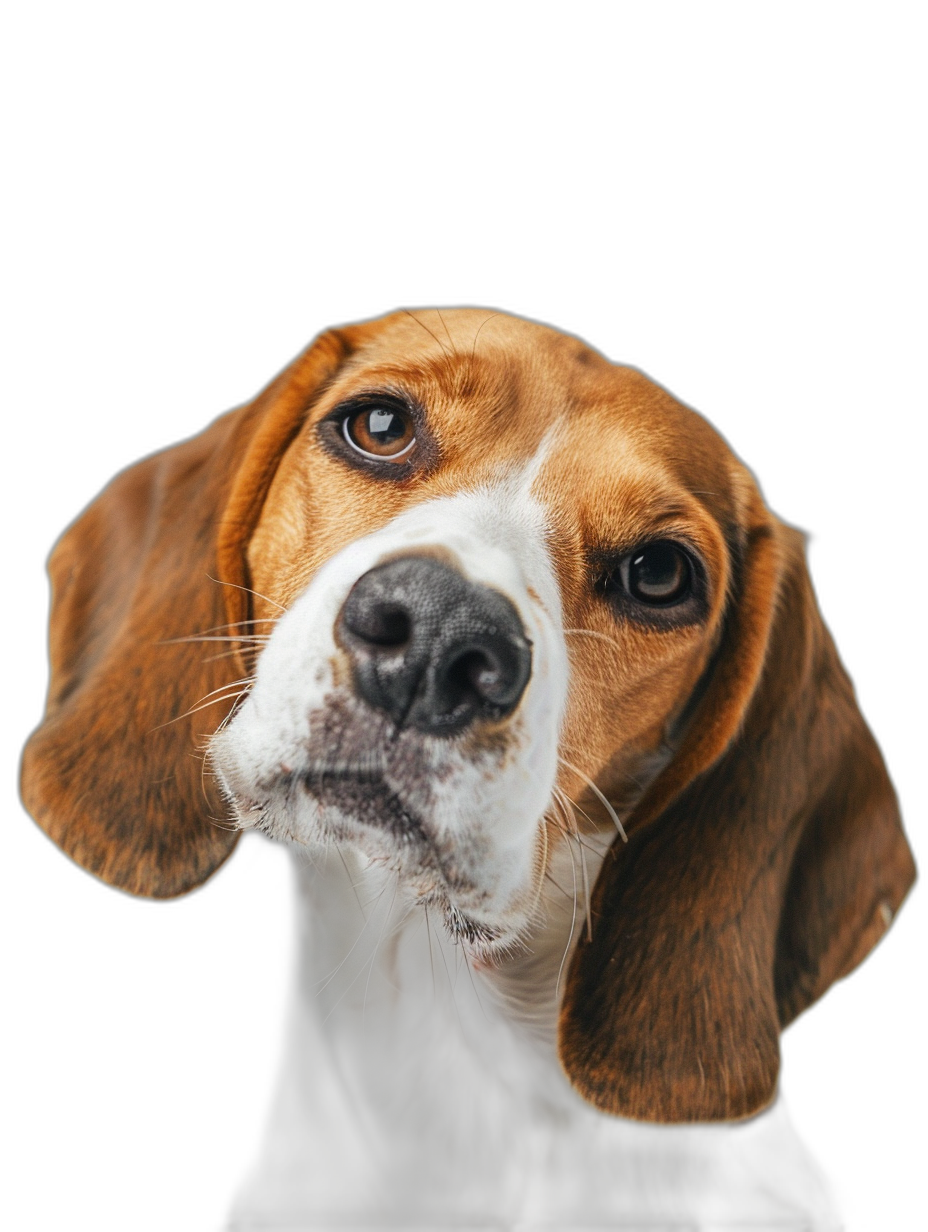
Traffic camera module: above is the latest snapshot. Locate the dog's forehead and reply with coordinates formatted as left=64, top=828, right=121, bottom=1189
left=337, top=309, right=747, bottom=529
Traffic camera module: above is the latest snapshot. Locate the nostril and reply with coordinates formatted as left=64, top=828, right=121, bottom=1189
left=444, top=643, right=526, bottom=710
left=345, top=602, right=411, bottom=648
left=446, top=649, right=496, bottom=701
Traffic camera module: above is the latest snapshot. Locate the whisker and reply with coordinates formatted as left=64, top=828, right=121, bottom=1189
left=317, top=887, right=391, bottom=1010
left=562, top=628, right=624, bottom=654
left=362, top=877, right=399, bottom=1029
left=149, top=682, right=254, bottom=732
left=432, top=906, right=466, bottom=1035
left=555, top=821, right=580, bottom=999
left=459, top=937, right=491, bottom=1023
left=195, top=676, right=258, bottom=703
left=470, top=311, right=501, bottom=362
left=424, top=903, right=437, bottom=1001
left=201, top=646, right=267, bottom=665
left=160, top=634, right=271, bottom=646
left=549, top=790, right=575, bottom=842
left=184, top=689, right=252, bottom=720
left=553, top=783, right=602, bottom=847
left=527, top=812, right=551, bottom=919
left=399, top=906, right=426, bottom=951
left=199, top=736, right=220, bottom=811
left=561, top=737, right=653, bottom=800
left=435, top=308, right=457, bottom=356
left=316, top=878, right=387, bottom=995
left=335, top=843, right=366, bottom=915
left=204, top=815, right=239, bottom=833
left=543, top=866, right=573, bottom=900
left=402, top=308, right=451, bottom=358
left=206, top=574, right=286, bottom=612
left=553, top=787, right=593, bottom=941
left=197, top=617, right=280, bottom=632
left=558, top=756, right=628, bottom=842
left=550, top=789, right=601, bottom=857
left=578, top=833, right=592, bottom=941
left=214, top=692, right=251, bottom=730
left=450, top=926, right=463, bottom=994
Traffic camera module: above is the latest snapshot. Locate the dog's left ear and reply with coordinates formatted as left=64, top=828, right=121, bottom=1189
left=21, top=327, right=360, bottom=897
left=559, top=505, right=916, bottom=1122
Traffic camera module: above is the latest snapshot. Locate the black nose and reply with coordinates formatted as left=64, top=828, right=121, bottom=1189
left=337, top=556, right=532, bottom=735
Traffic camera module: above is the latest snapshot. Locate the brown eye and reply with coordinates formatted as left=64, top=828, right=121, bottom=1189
left=343, top=405, right=416, bottom=460
left=625, top=541, right=691, bottom=605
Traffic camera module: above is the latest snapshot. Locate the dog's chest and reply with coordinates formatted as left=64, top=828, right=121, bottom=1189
left=228, top=850, right=839, bottom=1230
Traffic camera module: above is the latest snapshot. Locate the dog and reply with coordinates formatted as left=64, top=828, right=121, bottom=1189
left=22, top=308, right=916, bottom=1229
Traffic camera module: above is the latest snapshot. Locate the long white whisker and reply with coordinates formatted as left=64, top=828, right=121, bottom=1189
left=459, top=938, right=491, bottom=1023
left=560, top=791, right=607, bottom=859
left=160, top=634, right=271, bottom=646
left=558, top=756, right=628, bottom=842
left=432, top=907, right=466, bottom=1035
left=335, top=844, right=365, bottom=914
left=317, top=887, right=391, bottom=1020
left=543, top=867, right=572, bottom=900
left=578, top=830, right=592, bottom=940
left=550, top=787, right=602, bottom=856
left=554, top=787, right=593, bottom=941
left=183, top=675, right=257, bottom=703
left=206, top=574, right=286, bottom=612
left=212, top=694, right=249, bottom=735
left=196, top=617, right=280, bottom=633
left=183, top=690, right=251, bottom=719
left=201, top=647, right=265, bottom=665
left=150, top=680, right=255, bottom=731
left=363, top=879, right=399, bottom=1017
left=528, top=814, right=550, bottom=917
left=424, top=904, right=437, bottom=1002
left=555, top=820, right=579, bottom=999
left=562, top=627, right=624, bottom=654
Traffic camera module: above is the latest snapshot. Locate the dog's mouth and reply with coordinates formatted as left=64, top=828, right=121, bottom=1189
left=288, top=761, right=433, bottom=853
left=213, top=686, right=526, bottom=956
left=297, top=766, right=502, bottom=942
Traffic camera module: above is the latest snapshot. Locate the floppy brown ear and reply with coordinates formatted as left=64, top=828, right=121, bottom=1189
left=21, top=328, right=354, bottom=897
left=559, top=512, right=916, bottom=1122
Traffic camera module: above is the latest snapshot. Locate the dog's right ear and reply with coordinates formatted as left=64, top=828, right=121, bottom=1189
left=559, top=512, right=915, bottom=1123
left=21, top=326, right=363, bottom=898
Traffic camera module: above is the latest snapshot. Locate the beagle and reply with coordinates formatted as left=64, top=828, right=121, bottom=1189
left=22, top=309, right=915, bottom=1229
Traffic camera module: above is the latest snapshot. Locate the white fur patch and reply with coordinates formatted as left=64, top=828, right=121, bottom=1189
left=211, top=468, right=568, bottom=949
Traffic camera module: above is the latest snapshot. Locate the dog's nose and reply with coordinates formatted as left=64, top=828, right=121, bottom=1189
left=337, top=557, right=532, bottom=735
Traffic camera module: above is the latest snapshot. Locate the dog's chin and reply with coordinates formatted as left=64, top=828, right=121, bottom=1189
left=210, top=686, right=547, bottom=958
left=222, top=769, right=528, bottom=960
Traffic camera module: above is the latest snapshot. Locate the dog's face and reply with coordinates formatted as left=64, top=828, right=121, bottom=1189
left=22, top=308, right=915, bottom=1124
left=211, top=311, right=738, bottom=953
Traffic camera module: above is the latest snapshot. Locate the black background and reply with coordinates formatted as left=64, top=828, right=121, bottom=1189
left=10, top=184, right=916, bottom=1232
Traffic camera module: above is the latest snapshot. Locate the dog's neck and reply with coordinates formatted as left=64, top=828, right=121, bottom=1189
left=230, top=773, right=808, bottom=1227
left=275, top=744, right=673, bottom=1086
left=283, top=811, right=613, bottom=1071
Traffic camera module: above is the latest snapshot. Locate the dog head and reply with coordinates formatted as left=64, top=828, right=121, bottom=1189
left=22, top=308, right=915, bottom=1123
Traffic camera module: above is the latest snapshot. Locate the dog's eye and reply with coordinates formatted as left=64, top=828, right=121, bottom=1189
left=597, top=540, right=697, bottom=614
left=625, top=541, right=691, bottom=605
left=343, top=405, right=416, bottom=461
